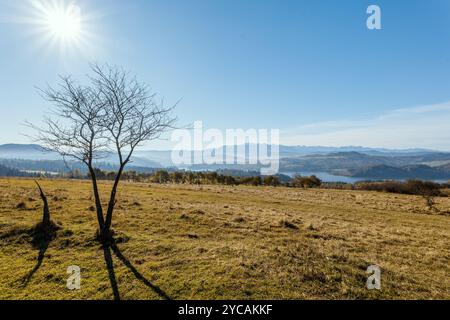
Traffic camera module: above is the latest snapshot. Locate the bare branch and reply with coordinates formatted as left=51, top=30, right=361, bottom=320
left=29, top=62, right=178, bottom=238
left=89, top=63, right=177, bottom=166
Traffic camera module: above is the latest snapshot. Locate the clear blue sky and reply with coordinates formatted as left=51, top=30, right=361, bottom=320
left=1, top=0, right=450, bottom=149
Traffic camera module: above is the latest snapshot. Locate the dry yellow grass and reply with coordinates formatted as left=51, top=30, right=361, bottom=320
left=0, top=178, right=449, bottom=300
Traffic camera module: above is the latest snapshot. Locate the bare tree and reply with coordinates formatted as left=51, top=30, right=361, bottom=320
left=35, top=181, right=51, bottom=227
left=29, top=63, right=176, bottom=242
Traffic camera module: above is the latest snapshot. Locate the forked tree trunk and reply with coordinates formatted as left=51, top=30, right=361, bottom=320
left=88, top=166, right=105, bottom=230
left=35, top=181, right=50, bottom=226
left=104, top=165, right=125, bottom=233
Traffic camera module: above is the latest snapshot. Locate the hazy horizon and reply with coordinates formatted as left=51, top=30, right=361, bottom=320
left=0, top=141, right=447, bottom=153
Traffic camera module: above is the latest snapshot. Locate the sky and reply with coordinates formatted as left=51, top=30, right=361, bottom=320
left=0, top=0, right=449, bottom=150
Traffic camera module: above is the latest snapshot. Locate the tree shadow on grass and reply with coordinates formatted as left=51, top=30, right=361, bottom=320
left=21, top=222, right=59, bottom=287
left=0, top=227, right=31, bottom=241
left=102, top=244, right=121, bottom=300
left=101, top=238, right=171, bottom=300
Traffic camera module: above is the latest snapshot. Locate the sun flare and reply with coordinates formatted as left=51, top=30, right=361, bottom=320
left=3, top=0, right=103, bottom=56
left=15, top=0, right=103, bottom=56
left=44, top=4, right=81, bottom=40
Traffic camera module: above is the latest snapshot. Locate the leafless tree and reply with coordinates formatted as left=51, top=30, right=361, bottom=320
left=29, top=63, right=176, bottom=242
left=35, top=181, right=51, bottom=227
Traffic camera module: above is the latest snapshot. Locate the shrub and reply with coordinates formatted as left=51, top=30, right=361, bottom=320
left=263, top=175, right=281, bottom=187
left=16, top=201, right=28, bottom=210
left=320, top=182, right=354, bottom=190
left=355, top=180, right=443, bottom=197
left=240, top=176, right=262, bottom=186
left=279, top=219, right=299, bottom=229
left=293, top=175, right=322, bottom=188
left=152, top=170, right=170, bottom=183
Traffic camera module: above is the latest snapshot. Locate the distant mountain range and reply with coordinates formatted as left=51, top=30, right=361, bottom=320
left=1, top=143, right=450, bottom=181
left=280, top=151, right=450, bottom=180
left=0, top=144, right=161, bottom=168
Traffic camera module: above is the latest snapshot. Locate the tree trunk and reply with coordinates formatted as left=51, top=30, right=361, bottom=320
left=88, top=166, right=105, bottom=230
left=104, top=165, right=124, bottom=232
left=35, top=181, right=50, bottom=226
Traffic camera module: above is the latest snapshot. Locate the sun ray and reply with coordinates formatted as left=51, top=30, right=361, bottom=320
left=1, top=0, right=105, bottom=59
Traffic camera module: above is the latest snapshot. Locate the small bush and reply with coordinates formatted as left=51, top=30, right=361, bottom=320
left=263, top=175, right=281, bottom=187
left=320, top=182, right=354, bottom=190
left=279, top=219, right=299, bottom=230
left=355, top=180, right=443, bottom=197
left=16, top=201, right=28, bottom=210
left=292, top=175, right=322, bottom=188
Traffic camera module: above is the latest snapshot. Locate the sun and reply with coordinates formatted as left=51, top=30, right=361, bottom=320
left=3, top=0, right=103, bottom=57
left=44, top=4, right=81, bottom=40
left=29, top=0, right=98, bottom=55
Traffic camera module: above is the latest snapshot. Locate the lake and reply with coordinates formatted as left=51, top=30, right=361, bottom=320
left=281, top=172, right=449, bottom=184
left=281, top=172, right=372, bottom=184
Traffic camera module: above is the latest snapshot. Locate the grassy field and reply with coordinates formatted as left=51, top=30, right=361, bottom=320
left=0, top=177, right=449, bottom=300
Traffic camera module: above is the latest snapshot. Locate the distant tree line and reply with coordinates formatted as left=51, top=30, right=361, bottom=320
left=0, top=164, right=28, bottom=177
left=2, top=161, right=448, bottom=200
left=72, top=168, right=323, bottom=188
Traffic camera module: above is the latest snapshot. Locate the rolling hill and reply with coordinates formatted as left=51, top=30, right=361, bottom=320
left=2, top=144, right=450, bottom=180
